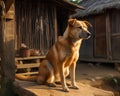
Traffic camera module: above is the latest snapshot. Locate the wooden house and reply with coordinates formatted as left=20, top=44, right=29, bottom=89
left=14, top=0, right=84, bottom=56
left=72, top=0, right=120, bottom=65
left=0, top=0, right=84, bottom=75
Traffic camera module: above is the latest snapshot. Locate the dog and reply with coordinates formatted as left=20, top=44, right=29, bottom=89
left=16, top=18, right=92, bottom=92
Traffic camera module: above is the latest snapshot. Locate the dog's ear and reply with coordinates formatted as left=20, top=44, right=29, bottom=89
left=68, top=19, right=77, bottom=26
left=83, top=21, right=92, bottom=27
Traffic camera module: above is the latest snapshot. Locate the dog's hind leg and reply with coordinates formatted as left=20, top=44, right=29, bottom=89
left=37, top=70, right=56, bottom=87
left=45, top=61, right=56, bottom=87
left=37, top=75, right=45, bottom=85
left=46, top=72, right=56, bottom=87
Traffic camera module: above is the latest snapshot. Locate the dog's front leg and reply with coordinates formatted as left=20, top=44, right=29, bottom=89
left=70, top=63, right=79, bottom=89
left=59, top=63, right=69, bottom=92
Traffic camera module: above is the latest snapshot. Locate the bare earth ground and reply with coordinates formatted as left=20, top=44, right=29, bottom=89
left=16, top=63, right=120, bottom=96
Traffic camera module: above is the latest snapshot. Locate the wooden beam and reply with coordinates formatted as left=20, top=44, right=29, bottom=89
left=56, top=0, right=85, bottom=10
left=5, top=0, right=14, bottom=13
left=0, top=1, right=15, bottom=95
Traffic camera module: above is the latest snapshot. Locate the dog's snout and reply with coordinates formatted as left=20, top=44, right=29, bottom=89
left=79, top=31, right=91, bottom=39
left=87, top=32, right=91, bottom=37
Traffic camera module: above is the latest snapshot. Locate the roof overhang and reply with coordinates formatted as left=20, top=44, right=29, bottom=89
left=55, top=0, right=85, bottom=12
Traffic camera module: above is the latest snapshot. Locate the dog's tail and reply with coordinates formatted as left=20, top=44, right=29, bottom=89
left=15, top=74, right=37, bottom=81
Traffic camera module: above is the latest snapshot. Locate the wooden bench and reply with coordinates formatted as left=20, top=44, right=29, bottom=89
left=15, top=56, right=45, bottom=75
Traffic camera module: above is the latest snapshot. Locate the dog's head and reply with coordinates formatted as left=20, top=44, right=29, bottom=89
left=66, top=18, right=92, bottom=40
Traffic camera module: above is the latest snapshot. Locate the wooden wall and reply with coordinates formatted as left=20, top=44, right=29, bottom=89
left=110, top=9, right=120, bottom=60
left=79, top=9, right=120, bottom=62
left=15, top=0, right=57, bottom=56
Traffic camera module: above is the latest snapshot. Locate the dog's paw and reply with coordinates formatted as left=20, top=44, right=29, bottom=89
left=46, top=83, right=56, bottom=87
left=63, top=87, right=69, bottom=92
left=72, top=85, right=79, bottom=89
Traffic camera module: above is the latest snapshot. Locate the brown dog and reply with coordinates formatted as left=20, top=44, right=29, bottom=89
left=16, top=18, right=92, bottom=92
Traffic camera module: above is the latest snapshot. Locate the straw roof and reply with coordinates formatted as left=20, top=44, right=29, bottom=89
left=72, top=0, right=120, bottom=17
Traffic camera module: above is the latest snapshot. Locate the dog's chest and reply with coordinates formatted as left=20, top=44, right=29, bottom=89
left=62, top=46, right=79, bottom=60
left=65, top=47, right=76, bottom=56
left=58, top=37, right=80, bottom=64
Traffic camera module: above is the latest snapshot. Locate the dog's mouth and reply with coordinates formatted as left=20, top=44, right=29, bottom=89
left=85, top=34, right=91, bottom=39
left=79, top=32, right=91, bottom=39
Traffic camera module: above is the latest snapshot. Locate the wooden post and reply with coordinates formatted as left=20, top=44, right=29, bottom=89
left=0, top=1, right=15, bottom=96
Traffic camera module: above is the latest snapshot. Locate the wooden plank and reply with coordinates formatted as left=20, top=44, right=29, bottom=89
left=16, top=72, right=38, bottom=75
left=94, top=14, right=107, bottom=58
left=106, top=13, right=112, bottom=59
left=15, top=56, right=45, bottom=61
left=16, top=63, right=40, bottom=69
left=112, top=33, right=120, bottom=37
left=16, top=77, right=114, bottom=96
left=79, top=57, right=120, bottom=63
left=53, top=7, right=58, bottom=42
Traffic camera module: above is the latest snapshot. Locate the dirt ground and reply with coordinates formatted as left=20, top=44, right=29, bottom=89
left=16, top=62, right=120, bottom=96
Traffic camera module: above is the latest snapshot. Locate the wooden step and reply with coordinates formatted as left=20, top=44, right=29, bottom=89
left=16, top=63, right=40, bottom=69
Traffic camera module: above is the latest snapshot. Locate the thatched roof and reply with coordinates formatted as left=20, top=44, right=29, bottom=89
left=72, top=0, right=120, bottom=17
